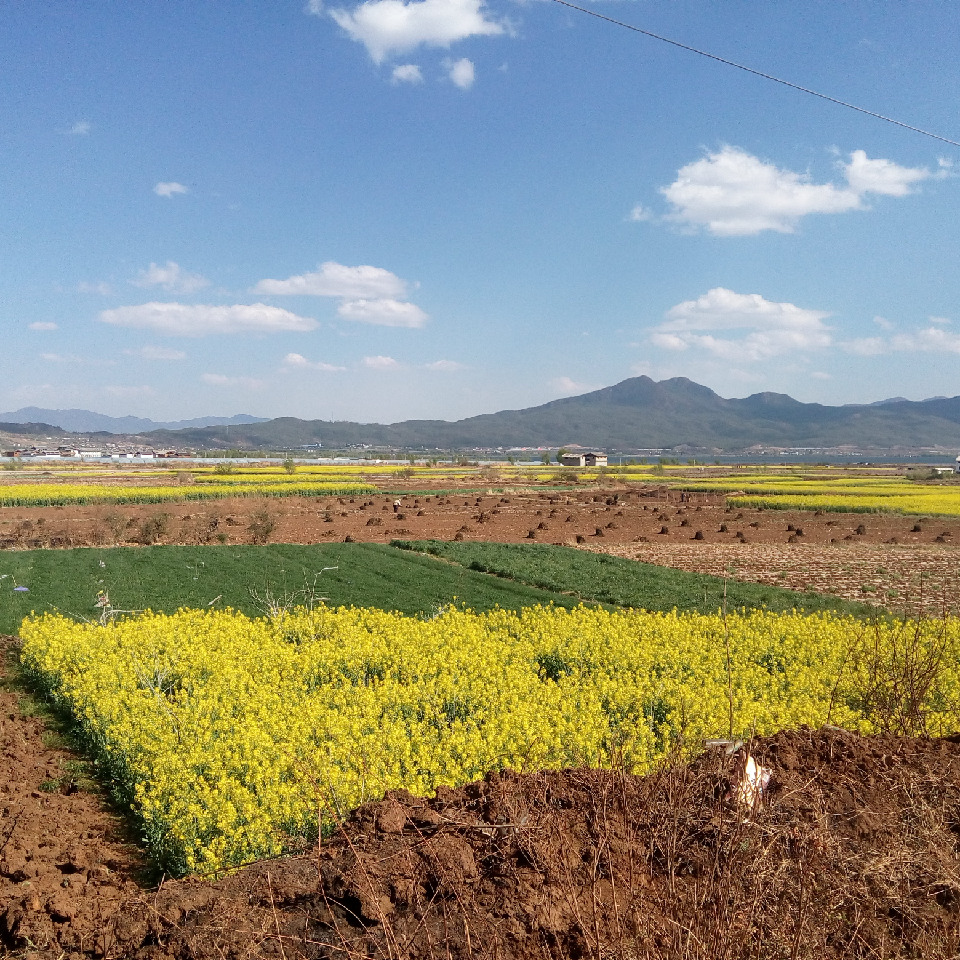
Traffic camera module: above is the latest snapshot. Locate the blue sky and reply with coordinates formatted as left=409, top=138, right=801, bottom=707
left=3, top=1, right=959, bottom=423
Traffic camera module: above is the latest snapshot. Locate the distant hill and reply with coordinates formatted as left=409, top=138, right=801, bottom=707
left=141, top=377, right=960, bottom=453
left=0, top=421, right=63, bottom=437
left=0, top=408, right=268, bottom=435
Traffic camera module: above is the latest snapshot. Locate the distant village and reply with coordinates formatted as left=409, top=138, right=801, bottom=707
left=1, top=445, right=191, bottom=460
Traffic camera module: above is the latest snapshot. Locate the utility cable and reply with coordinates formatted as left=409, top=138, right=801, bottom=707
left=551, top=0, right=960, bottom=148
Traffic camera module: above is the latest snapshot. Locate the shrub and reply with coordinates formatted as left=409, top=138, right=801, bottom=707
left=248, top=510, right=276, bottom=544
left=138, top=512, right=170, bottom=545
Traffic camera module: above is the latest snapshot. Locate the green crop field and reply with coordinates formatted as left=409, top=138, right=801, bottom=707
left=0, top=543, right=592, bottom=636
left=0, top=540, right=876, bottom=637
left=393, top=540, right=877, bottom=617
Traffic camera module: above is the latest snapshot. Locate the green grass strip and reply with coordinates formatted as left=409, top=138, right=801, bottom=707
left=0, top=543, right=586, bottom=636
left=391, top=540, right=878, bottom=617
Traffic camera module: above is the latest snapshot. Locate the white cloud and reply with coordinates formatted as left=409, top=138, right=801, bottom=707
left=362, top=355, right=400, bottom=369
left=842, top=318, right=960, bottom=356
left=392, top=63, right=424, bottom=83
left=254, top=262, right=428, bottom=328
left=649, top=332, right=689, bottom=351
left=662, top=288, right=830, bottom=333
left=662, top=147, right=860, bottom=236
left=445, top=56, right=474, bottom=89
left=552, top=377, right=590, bottom=395
left=28, top=321, right=58, bottom=331
left=282, top=352, right=346, bottom=371
left=126, top=345, right=187, bottom=361
left=653, top=287, right=832, bottom=361
left=810, top=371, right=831, bottom=380
left=253, top=261, right=410, bottom=299
left=99, top=302, right=318, bottom=336
left=329, top=0, right=505, bottom=64
left=40, top=352, right=114, bottom=367
left=337, top=297, right=428, bottom=327
left=305, top=0, right=324, bottom=13
left=133, top=261, right=210, bottom=294
left=660, top=146, right=934, bottom=236
left=891, top=326, right=960, bottom=354
left=873, top=315, right=895, bottom=331
left=628, top=204, right=653, bottom=223
left=77, top=281, right=113, bottom=295
left=841, top=337, right=887, bottom=356
left=423, top=359, right=464, bottom=371
left=201, top=373, right=265, bottom=389
left=69, top=121, right=91, bottom=135
left=154, top=181, right=189, bottom=198
left=843, top=149, right=929, bottom=197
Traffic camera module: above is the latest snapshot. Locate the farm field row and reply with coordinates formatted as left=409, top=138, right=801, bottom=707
left=22, top=602, right=957, bottom=875
left=0, top=479, right=377, bottom=507
left=5, top=484, right=960, bottom=552
left=5, top=457, right=960, bottom=519
left=394, top=540, right=869, bottom=616
left=0, top=543, right=575, bottom=637
left=0, top=540, right=870, bottom=637
left=672, top=471, right=960, bottom=515
left=727, top=490, right=960, bottom=515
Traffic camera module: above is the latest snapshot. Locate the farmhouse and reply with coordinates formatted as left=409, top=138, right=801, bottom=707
left=559, top=451, right=608, bottom=467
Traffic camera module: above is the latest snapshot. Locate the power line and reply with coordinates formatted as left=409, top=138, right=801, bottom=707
left=550, top=0, right=960, bottom=148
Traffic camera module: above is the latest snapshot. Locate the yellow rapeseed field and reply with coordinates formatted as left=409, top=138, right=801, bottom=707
left=676, top=472, right=960, bottom=516
left=0, top=479, right=376, bottom=507
left=20, top=604, right=960, bottom=875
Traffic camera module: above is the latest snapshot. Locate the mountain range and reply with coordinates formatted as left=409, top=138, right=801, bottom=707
left=0, top=408, right=267, bottom=434
left=142, top=377, right=960, bottom=454
left=6, top=379, right=960, bottom=453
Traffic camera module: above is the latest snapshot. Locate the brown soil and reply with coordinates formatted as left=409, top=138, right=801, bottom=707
left=0, top=638, right=149, bottom=957
left=0, top=485, right=945, bottom=553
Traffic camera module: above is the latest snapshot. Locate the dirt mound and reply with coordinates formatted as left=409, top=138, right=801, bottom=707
left=4, top=688, right=960, bottom=959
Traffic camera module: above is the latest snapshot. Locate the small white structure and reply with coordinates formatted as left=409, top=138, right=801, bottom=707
left=559, top=451, right=608, bottom=468
left=955, top=455, right=960, bottom=474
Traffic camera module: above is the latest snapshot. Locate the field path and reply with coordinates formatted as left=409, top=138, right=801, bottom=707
left=0, top=637, right=153, bottom=955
